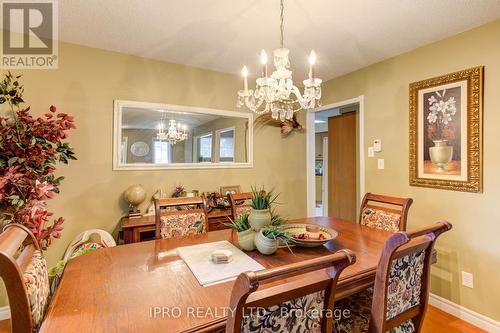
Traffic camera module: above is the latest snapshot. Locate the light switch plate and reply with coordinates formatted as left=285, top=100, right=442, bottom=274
left=462, top=271, right=474, bottom=288
left=377, top=159, right=385, bottom=169
left=373, top=139, right=382, bottom=152
left=368, top=147, right=374, bottom=157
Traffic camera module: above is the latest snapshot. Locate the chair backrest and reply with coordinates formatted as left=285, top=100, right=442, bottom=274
left=228, top=192, right=252, bottom=221
left=154, top=197, right=208, bottom=239
left=0, top=224, right=50, bottom=333
left=359, top=193, right=413, bottom=232
left=226, top=250, right=356, bottom=333
left=369, top=221, right=452, bottom=333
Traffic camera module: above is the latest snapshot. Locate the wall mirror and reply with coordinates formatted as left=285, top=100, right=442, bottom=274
left=113, top=100, right=253, bottom=170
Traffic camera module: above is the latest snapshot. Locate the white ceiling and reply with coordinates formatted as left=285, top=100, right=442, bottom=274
left=59, top=0, right=500, bottom=80
left=122, top=107, right=220, bottom=130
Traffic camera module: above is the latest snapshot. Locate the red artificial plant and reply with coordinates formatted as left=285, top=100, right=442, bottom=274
left=0, top=72, right=76, bottom=249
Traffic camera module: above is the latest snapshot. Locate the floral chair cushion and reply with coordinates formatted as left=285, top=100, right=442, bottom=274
left=334, top=288, right=372, bottom=333
left=235, top=205, right=252, bottom=219
left=159, top=212, right=206, bottom=239
left=361, top=207, right=402, bottom=232
left=386, top=250, right=425, bottom=320
left=334, top=289, right=415, bottom=333
left=23, top=250, right=50, bottom=329
left=241, top=291, right=324, bottom=333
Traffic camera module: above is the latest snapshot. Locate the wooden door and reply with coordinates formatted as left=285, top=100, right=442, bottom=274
left=328, top=112, right=357, bottom=220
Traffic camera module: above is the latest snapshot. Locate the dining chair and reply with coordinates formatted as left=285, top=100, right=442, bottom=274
left=229, top=192, right=252, bottom=221
left=359, top=193, right=413, bottom=232
left=334, top=221, right=452, bottom=333
left=226, top=250, right=356, bottom=333
left=154, top=197, right=208, bottom=239
left=0, top=223, right=51, bottom=333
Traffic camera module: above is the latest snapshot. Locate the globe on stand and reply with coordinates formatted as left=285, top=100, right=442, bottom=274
left=124, top=184, right=146, bottom=218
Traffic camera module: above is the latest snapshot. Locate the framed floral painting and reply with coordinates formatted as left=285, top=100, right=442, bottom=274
left=409, top=66, right=483, bottom=192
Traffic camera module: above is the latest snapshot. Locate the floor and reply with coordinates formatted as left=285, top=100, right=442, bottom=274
left=0, top=305, right=487, bottom=332
left=421, top=306, right=487, bottom=333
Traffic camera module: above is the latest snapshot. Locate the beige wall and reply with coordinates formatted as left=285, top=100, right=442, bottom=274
left=0, top=41, right=307, bottom=306
left=321, top=20, right=500, bottom=320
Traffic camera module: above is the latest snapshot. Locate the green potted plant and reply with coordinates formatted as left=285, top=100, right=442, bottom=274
left=248, top=186, right=279, bottom=231
left=225, top=213, right=255, bottom=251
left=254, top=226, right=292, bottom=255
left=270, top=208, right=285, bottom=226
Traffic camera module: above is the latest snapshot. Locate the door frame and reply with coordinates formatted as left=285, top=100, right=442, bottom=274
left=306, top=95, right=365, bottom=217
left=322, top=136, right=328, bottom=216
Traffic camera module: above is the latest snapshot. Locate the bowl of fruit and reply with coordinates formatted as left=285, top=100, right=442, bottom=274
left=280, top=224, right=337, bottom=247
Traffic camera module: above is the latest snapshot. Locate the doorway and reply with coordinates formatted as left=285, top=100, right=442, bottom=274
left=328, top=110, right=357, bottom=220
left=306, top=96, right=365, bottom=219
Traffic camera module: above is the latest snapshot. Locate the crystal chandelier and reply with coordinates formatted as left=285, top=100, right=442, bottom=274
left=237, top=0, right=322, bottom=121
left=157, top=114, right=188, bottom=145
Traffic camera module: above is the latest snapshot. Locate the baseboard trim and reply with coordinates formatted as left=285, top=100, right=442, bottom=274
left=0, top=305, right=10, bottom=321
left=429, top=293, right=500, bottom=333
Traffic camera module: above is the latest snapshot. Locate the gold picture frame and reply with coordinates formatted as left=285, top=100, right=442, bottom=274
left=409, top=66, right=483, bottom=192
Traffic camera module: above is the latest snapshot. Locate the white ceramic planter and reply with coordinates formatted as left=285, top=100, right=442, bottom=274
left=254, top=229, right=278, bottom=255
left=248, top=208, right=271, bottom=231
left=237, top=229, right=256, bottom=251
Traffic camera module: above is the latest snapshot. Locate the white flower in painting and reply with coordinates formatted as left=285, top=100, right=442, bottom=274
left=436, top=100, right=447, bottom=113
left=427, top=90, right=458, bottom=140
left=427, top=91, right=457, bottom=125
left=442, top=113, right=452, bottom=125
left=428, top=95, right=438, bottom=105
left=427, top=111, right=437, bottom=123
left=445, top=97, right=457, bottom=115
left=448, top=104, right=457, bottom=116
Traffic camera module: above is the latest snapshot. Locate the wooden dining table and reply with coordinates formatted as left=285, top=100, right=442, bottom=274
left=40, top=217, right=394, bottom=333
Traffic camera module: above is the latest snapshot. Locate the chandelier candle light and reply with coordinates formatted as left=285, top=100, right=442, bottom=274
left=237, top=0, right=322, bottom=121
left=157, top=116, right=188, bottom=145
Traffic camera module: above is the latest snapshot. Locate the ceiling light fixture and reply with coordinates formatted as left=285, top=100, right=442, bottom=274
left=237, top=0, right=322, bottom=121
left=157, top=113, right=188, bottom=145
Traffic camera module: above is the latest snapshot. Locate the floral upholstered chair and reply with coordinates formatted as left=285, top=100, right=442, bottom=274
left=154, top=197, right=208, bottom=239
left=0, top=224, right=51, bottom=333
left=229, top=192, right=252, bottom=221
left=334, top=222, right=452, bottom=333
left=359, top=193, right=413, bottom=232
left=225, top=250, right=356, bottom=333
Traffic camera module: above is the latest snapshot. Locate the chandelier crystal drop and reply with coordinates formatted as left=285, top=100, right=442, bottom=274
left=157, top=115, right=188, bottom=145
left=237, top=0, right=322, bottom=121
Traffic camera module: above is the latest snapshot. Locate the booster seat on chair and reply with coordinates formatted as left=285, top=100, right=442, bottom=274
left=49, top=229, right=116, bottom=293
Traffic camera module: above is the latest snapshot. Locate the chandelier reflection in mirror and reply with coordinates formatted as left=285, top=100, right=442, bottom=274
left=157, top=114, right=188, bottom=145
left=237, top=0, right=322, bottom=121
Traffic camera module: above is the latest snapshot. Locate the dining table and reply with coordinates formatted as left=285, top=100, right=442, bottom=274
left=39, top=216, right=395, bottom=333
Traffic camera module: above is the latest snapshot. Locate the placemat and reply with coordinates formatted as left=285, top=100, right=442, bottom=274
left=176, top=240, right=265, bottom=286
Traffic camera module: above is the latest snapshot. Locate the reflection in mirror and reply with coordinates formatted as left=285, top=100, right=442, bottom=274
left=114, top=101, right=252, bottom=169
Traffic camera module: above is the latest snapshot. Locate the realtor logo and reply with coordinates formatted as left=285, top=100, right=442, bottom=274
left=1, top=0, right=58, bottom=69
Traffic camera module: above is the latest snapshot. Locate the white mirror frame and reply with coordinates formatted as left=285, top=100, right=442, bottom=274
left=113, top=100, right=253, bottom=170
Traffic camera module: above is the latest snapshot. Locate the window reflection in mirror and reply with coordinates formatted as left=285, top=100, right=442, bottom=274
left=196, top=133, right=212, bottom=162
left=114, top=101, right=252, bottom=169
